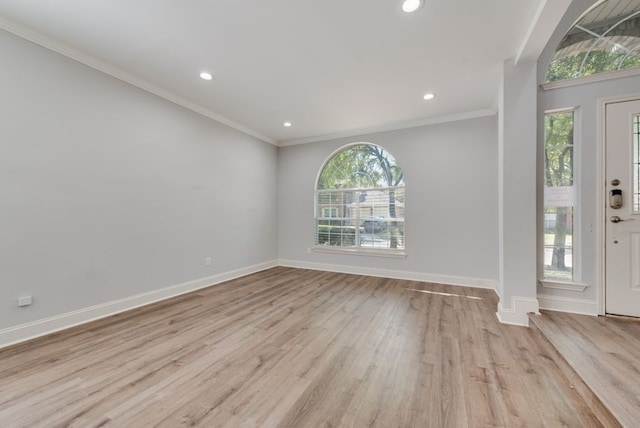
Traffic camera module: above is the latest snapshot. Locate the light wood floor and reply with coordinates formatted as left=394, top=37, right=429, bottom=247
left=530, top=310, right=640, bottom=428
left=0, top=267, right=606, bottom=427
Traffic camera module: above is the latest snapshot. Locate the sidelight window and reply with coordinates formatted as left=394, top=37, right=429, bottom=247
left=543, top=110, right=576, bottom=281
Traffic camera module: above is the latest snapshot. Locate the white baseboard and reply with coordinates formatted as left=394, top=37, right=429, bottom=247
left=278, top=259, right=498, bottom=290
left=537, top=294, right=599, bottom=316
left=0, top=260, right=277, bottom=350
left=496, top=296, right=540, bottom=327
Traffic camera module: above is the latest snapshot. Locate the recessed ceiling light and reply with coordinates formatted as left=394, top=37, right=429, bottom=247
left=283, top=122, right=292, bottom=127
left=199, top=72, right=213, bottom=81
left=402, top=0, right=422, bottom=13
left=423, top=92, right=435, bottom=100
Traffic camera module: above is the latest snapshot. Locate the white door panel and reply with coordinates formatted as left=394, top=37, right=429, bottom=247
left=605, top=99, right=640, bottom=317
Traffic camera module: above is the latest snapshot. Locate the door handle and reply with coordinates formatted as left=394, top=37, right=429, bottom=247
left=610, top=216, right=635, bottom=223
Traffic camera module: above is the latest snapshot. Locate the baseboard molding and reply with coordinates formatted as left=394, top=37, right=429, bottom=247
left=537, top=294, right=599, bottom=316
left=0, top=260, right=277, bottom=350
left=496, top=296, right=540, bottom=327
left=278, top=259, right=498, bottom=290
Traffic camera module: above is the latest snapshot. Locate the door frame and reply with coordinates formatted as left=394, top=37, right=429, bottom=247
left=598, top=93, right=640, bottom=315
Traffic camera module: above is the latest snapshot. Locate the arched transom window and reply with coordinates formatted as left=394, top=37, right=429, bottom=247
left=545, top=0, right=640, bottom=82
left=315, top=143, right=405, bottom=253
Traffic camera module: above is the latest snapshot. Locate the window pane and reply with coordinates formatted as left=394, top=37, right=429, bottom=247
left=316, top=190, right=357, bottom=247
left=543, top=207, right=574, bottom=280
left=544, top=111, right=575, bottom=281
left=544, top=111, right=574, bottom=187
left=358, top=188, right=405, bottom=250
left=315, top=187, right=405, bottom=250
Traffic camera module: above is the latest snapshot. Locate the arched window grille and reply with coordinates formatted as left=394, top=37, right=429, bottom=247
left=545, top=0, right=640, bottom=82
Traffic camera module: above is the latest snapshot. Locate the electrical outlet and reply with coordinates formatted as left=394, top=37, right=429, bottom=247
left=18, top=296, right=32, bottom=307
left=205, top=257, right=212, bottom=266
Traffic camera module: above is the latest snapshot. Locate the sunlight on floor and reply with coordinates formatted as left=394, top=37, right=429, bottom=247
left=405, top=288, right=483, bottom=300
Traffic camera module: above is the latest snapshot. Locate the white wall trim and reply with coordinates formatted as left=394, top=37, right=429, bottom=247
left=597, top=96, right=606, bottom=316
left=278, top=259, right=498, bottom=290
left=541, top=67, right=640, bottom=91
left=0, top=18, right=499, bottom=150
left=537, top=294, right=599, bottom=316
left=0, top=18, right=276, bottom=146
left=311, top=246, right=407, bottom=259
left=0, top=260, right=277, bottom=350
left=278, top=109, right=497, bottom=147
left=539, top=280, right=588, bottom=292
left=496, top=296, right=540, bottom=327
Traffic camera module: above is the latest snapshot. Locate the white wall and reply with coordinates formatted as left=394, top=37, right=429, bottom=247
left=536, top=0, right=640, bottom=315
left=538, top=74, right=640, bottom=313
left=278, top=115, right=499, bottom=287
left=0, top=30, right=278, bottom=341
left=497, top=59, right=539, bottom=326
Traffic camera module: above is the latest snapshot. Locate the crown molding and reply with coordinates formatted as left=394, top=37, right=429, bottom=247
left=0, top=16, right=503, bottom=149
left=0, top=17, right=277, bottom=146
left=278, top=108, right=497, bottom=147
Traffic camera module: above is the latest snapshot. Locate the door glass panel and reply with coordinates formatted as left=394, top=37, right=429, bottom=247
left=634, top=114, right=639, bottom=212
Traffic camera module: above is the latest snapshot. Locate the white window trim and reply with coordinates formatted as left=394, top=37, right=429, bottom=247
left=538, top=279, right=588, bottom=292
left=312, top=246, right=407, bottom=258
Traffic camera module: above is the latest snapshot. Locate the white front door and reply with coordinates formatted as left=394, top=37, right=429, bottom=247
left=605, top=99, right=640, bottom=317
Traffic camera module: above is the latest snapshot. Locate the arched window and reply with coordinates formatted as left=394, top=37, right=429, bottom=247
left=315, top=143, right=405, bottom=253
left=545, top=0, right=640, bottom=83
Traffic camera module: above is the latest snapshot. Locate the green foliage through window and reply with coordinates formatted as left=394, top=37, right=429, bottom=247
left=318, top=144, right=404, bottom=190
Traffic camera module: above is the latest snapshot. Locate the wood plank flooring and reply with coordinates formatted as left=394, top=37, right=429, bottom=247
left=0, top=267, right=606, bottom=427
left=530, top=310, right=640, bottom=428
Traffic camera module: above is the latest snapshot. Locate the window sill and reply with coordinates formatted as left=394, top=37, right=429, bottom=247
left=312, top=246, right=407, bottom=259
left=538, top=280, right=588, bottom=292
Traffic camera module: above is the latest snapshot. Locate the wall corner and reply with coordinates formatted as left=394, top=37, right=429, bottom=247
left=496, top=296, right=540, bottom=327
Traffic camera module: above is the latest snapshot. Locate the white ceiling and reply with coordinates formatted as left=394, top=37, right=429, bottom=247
left=0, top=0, right=569, bottom=145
